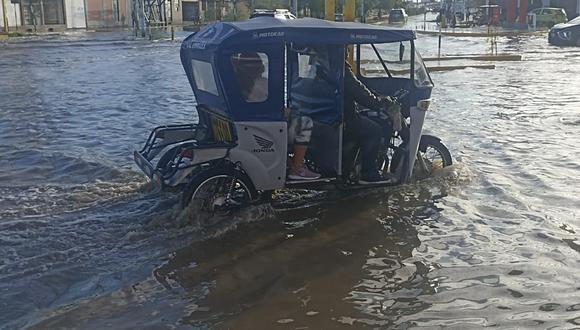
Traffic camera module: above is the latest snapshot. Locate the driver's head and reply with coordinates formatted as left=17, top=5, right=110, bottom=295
left=306, top=46, right=330, bottom=76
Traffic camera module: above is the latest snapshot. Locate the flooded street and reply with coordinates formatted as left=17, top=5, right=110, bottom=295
left=1, top=21, right=580, bottom=329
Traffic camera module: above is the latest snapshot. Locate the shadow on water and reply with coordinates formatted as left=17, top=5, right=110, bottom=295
left=27, top=165, right=469, bottom=329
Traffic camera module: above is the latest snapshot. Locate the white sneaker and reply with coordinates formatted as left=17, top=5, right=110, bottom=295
left=288, top=166, right=321, bottom=180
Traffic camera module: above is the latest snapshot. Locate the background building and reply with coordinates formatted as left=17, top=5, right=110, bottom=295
left=1, top=0, right=86, bottom=31
left=85, top=0, right=130, bottom=28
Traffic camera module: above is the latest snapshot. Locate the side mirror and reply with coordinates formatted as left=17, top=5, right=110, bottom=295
left=399, top=42, right=405, bottom=62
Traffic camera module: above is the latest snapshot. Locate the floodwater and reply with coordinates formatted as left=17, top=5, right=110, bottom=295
left=1, top=20, right=580, bottom=329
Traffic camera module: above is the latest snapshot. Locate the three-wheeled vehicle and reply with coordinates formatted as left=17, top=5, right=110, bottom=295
left=134, top=18, right=452, bottom=225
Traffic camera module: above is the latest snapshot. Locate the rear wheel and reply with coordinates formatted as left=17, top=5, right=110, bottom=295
left=182, top=167, right=256, bottom=227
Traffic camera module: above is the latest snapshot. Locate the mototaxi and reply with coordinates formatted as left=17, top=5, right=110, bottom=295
left=133, top=18, right=451, bottom=224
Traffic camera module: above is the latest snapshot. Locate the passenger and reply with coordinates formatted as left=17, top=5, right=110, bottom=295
left=286, top=46, right=332, bottom=181
left=232, top=52, right=268, bottom=103
left=343, top=57, right=397, bottom=184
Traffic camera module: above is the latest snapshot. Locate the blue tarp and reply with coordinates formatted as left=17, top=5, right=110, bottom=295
left=182, top=17, right=416, bottom=50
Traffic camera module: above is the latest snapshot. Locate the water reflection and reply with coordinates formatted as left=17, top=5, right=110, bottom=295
left=139, top=184, right=445, bottom=328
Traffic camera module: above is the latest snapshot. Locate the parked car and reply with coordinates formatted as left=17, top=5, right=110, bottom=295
left=388, top=8, right=408, bottom=24
left=528, top=7, right=567, bottom=27
left=250, top=9, right=296, bottom=19
left=549, top=15, right=580, bottom=46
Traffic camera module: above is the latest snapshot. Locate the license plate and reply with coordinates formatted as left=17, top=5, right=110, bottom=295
left=211, top=116, right=233, bottom=143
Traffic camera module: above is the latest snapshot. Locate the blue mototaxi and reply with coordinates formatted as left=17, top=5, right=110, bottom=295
left=133, top=17, right=451, bottom=225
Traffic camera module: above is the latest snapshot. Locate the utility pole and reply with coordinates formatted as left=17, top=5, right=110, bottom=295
left=344, top=0, right=355, bottom=69
left=325, top=0, right=334, bottom=21
left=2, top=0, right=9, bottom=33
left=138, top=0, right=146, bottom=37
left=343, top=0, right=354, bottom=22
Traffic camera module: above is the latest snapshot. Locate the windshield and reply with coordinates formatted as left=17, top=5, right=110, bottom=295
left=569, top=16, right=580, bottom=24
left=359, top=42, right=411, bottom=79
left=414, top=49, right=433, bottom=87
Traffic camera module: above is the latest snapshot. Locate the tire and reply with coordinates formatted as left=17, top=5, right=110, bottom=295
left=390, top=147, right=404, bottom=174
left=181, top=166, right=256, bottom=227
left=418, top=135, right=453, bottom=174
left=390, top=135, right=452, bottom=175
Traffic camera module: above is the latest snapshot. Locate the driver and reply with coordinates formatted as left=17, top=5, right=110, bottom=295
left=343, top=57, right=399, bottom=184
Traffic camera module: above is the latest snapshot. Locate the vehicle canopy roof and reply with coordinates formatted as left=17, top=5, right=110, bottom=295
left=182, top=17, right=415, bottom=50
left=180, top=18, right=416, bottom=123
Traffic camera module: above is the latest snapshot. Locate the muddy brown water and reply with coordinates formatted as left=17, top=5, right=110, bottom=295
left=1, top=26, right=580, bottom=329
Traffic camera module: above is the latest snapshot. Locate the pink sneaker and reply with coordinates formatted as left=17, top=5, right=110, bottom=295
left=288, top=166, right=321, bottom=180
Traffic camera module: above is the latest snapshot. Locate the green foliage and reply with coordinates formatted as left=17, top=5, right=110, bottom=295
left=204, top=7, right=217, bottom=21
left=298, top=0, right=408, bottom=20
left=236, top=2, right=251, bottom=19
left=210, top=0, right=411, bottom=22
left=374, top=0, right=406, bottom=11
left=252, top=0, right=291, bottom=10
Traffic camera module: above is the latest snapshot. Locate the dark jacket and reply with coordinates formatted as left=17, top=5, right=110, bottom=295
left=343, top=63, right=382, bottom=125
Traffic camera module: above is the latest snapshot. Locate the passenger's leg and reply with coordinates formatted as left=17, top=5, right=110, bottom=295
left=288, top=115, right=321, bottom=180
left=292, top=145, right=308, bottom=170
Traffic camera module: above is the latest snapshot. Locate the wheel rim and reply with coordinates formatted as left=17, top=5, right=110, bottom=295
left=421, top=145, right=447, bottom=174
left=190, top=175, right=252, bottom=227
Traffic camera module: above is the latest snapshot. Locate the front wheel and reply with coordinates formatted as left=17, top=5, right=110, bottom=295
left=390, top=135, right=453, bottom=177
left=181, top=166, right=256, bottom=227
left=417, top=135, right=453, bottom=175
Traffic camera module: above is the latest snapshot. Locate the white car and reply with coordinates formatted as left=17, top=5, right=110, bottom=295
left=389, top=8, right=408, bottom=24
left=250, top=9, right=296, bottom=19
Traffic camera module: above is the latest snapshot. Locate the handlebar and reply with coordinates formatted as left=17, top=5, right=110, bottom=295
left=391, top=88, right=409, bottom=104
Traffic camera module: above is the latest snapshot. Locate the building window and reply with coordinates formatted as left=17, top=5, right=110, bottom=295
left=21, top=0, right=65, bottom=25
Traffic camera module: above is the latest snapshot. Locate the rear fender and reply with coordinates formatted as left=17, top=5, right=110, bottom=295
left=418, top=134, right=441, bottom=152
left=160, top=146, right=230, bottom=187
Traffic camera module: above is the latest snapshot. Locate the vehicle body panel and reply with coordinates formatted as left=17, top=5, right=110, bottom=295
left=549, top=16, right=580, bottom=46
left=229, top=122, right=287, bottom=190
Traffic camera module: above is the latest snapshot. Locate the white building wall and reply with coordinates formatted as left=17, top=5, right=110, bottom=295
left=1, top=2, right=21, bottom=28
left=65, top=0, right=86, bottom=28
